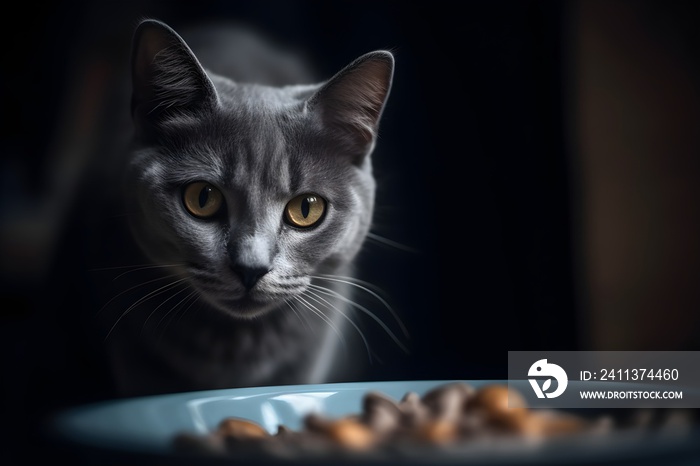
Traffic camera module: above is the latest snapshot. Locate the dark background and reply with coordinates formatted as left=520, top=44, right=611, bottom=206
left=2, top=1, right=700, bottom=465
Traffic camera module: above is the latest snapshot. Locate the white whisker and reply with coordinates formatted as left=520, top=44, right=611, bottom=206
left=311, top=274, right=409, bottom=339
left=293, top=295, right=348, bottom=352
left=141, top=285, right=191, bottom=336
left=104, top=277, right=189, bottom=341
left=157, top=290, right=200, bottom=342
left=112, top=263, right=185, bottom=281
left=94, top=272, right=187, bottom=320
left=308, top=283, right=409, bottom=354
left=366, top=232, right=421, bottom=254
left=285, top=299, right=314, bottom=334
left=90, top=263, right=157, bottom=272
left=173, top=292, right=201, bottom=327
left=302, top=289, right=374, bottom=363
left=89, top=262, right=183, bottom=273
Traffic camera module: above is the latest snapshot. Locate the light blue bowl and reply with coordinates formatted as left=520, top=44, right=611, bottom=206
left=51, top=380, right=462, bottom=455
left=48, top=379, right=700, bottom=465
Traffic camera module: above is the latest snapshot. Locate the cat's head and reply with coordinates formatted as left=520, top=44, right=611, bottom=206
left=126, top=19, right=393, bottom=319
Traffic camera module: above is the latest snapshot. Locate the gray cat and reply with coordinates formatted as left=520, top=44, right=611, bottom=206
left=102, top=19, right=397, bottom=396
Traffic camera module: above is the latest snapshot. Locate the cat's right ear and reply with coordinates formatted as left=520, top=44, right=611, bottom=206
left=130, top=19, right=219, bottom=139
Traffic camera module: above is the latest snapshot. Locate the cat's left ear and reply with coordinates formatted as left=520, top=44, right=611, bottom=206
left=130, top=19, right=219, bottom=138
left=308, top=51, right=394, bottom=162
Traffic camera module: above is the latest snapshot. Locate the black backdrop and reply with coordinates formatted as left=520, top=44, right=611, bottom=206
left=2, top=0, right=581, bottom=463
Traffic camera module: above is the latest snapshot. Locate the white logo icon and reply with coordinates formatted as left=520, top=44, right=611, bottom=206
left=528, top=359, right=568, bottom=398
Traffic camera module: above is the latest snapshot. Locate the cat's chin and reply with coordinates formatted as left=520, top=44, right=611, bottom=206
left=205, top=295, right=280, bottom=320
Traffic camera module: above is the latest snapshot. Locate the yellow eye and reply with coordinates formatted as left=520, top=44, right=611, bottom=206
left=284, top=193, right=326, bottom=228
left=182, top=182, right=224, bottom=218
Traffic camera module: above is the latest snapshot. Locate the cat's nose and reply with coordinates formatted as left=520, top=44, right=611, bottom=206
left=231, top=264, right=269, bottom=291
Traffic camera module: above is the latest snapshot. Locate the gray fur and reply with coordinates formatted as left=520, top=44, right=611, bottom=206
left=108, top=19, right=393, bottom=395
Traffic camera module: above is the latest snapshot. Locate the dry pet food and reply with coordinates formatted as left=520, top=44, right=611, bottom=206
left=173, top=382, right=616, bottom=458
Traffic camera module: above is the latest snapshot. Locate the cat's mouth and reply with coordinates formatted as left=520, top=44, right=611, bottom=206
left=186, top=270, right=307, bottom=319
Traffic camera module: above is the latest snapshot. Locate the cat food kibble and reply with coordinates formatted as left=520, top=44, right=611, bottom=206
left=421, top=381, right=474, bottom=422
left=362, top=391, right=403, bottom=434
left=325, top=418, right=376, bottom=450
left=217, top=418, right=269, bottom=440
left=416, top=419, right=458, bottom=444
left=469, top=383, right=526, bottom=417
left=173, top=382, right=609, bottom=458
